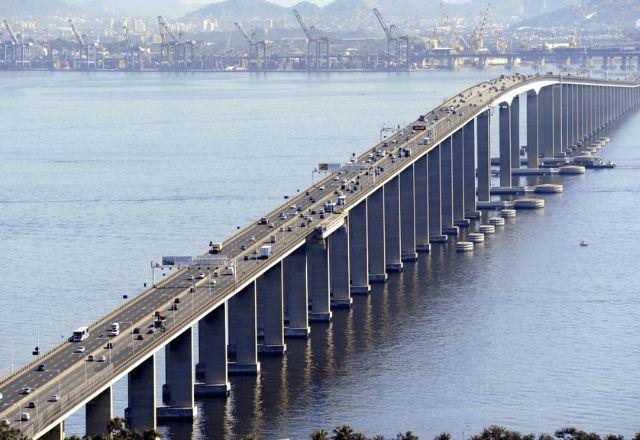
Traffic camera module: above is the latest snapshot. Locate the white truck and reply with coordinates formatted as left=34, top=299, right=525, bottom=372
left=259, top=245, right=272, bottom=259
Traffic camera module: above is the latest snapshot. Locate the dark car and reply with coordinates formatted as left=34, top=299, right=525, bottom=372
left=36, top=364, right=45, bottom=372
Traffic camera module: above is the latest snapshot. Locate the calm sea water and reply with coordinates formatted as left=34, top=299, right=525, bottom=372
left=1, top=70, right=640, bottom=439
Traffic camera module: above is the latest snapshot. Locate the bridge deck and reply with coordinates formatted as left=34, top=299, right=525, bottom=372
left=1, top=73, right=637, bottom=438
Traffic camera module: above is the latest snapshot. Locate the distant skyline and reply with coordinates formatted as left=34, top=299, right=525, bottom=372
left=179, top=0, right=334, bottom=7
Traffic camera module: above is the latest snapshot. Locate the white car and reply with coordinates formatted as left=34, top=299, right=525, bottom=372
left=96, top=355, right=106, bottom=363
left=187, top=275, right=195, bottom=281
left=196, top=273, right=205, bottom=280
left=20, top=387, right=32, bottom=395
left=49, top=395, right=60, bottom=402
left=20, top=413, right=30, bottom=422
left=0, top=392, right=3, bottom=400
left=74, top=346, right=85, bottom=354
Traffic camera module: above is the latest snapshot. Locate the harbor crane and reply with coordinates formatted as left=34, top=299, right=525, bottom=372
left=68, top=18, right=95, bottom=69
left=122, top=26, right=140, bottom=70
left=3, top=20, right=30, bottom=69
left=158, top=15, right=193, bottom=70
left=472, top=1, right=491, bottom=51
left=233, top=21, right=267, bottom=70
left=292, top=9, right=329, bottom=70
left=372, top=8, right=409, bottom=70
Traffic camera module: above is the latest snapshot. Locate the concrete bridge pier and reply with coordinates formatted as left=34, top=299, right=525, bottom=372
left=428, top=146, right=447, bottom=242
left=440, top=137, right=458, bottom=235
left=414, top=155, right=431, bottom=252
left=196, top=304, right=231, bottom=395
left=329, top=225, right=352, bottom=308
left=539, top=85, right=554, bottom=157
left=307, top=238, right=333, bottom=321
left=349, top=200, right=371, bottom=294
left=126, top=355, right=156, bottom=432
left=86, top=387, right=112, bottom=438
left=562, top=85, right=570, bottom=150
left=400, top=165, right=418, bottom=261
left=477, top=111, right=491, bottom=202
left=229, top=282, right=260, bottom=374
left=159, top=327, right=197, bottom=420
left=283, top=246, right=311, bottom=337
left=570, top=84, right=578, bottom=147
left=498, top=102, right=512, bottom=187
left=384, top=176, right=403, bottom=269
left=526, top=90, right=539, bottom=168
left=552, top=84, right=563, bottom=155
left=41, top=423, right=64, bottom=440
left=367, top=187, right=388, bottom=282
left=463, top=120, right=478, bottom=219
left=258, top=262, right=286, bottom=354
left=510, top=95, right=521, bottom=181
left=576, top=85, right=584, bottom=142
left=451, top=129, right=468, bottom=227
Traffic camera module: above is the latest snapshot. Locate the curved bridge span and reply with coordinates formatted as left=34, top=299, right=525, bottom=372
left=2, top=74, right=639, bottom=439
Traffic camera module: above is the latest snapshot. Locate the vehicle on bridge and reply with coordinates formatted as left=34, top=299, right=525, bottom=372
left=71, top=326, right=89, bottom=342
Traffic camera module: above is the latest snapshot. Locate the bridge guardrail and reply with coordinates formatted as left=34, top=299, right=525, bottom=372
left=11, top=73, right=640, bottom=436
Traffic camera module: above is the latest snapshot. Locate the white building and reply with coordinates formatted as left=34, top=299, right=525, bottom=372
left=134, top=19, right=146, bottom=33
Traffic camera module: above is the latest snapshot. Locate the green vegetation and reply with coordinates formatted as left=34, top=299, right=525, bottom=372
left=3, top=421, right=640, bottom=440
left=63, top=418, right=162, bottom=440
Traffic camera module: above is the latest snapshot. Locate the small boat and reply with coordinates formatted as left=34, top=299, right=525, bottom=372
left=580, top=240, right=588, bottom=247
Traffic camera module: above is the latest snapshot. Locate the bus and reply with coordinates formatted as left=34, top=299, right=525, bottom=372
left=71, top=326, right=89, bottom=342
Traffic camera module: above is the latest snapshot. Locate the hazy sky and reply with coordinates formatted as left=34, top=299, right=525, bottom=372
left=180, top=0, right=334, bottom=6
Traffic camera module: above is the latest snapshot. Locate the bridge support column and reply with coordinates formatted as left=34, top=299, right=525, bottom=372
left=159, top=327, right=196, bottom=420
left=400, top=165, right=418, bottom=261
left=284, top=246, right=310, bottom=337
left=499, top=102, right=511, bottom=187
left=258, top=262, right=286, bottom=353
left=477, top=111, right=491, bottom=201
left=440, top=136, right=458, bottom=235
left=539, top=86, right=554, bottom=158
left=510, top=95, right=520, bottom=179
left=414, top=154, right=430, bottom=252
left=367, top=187, right=387, bottom=282
left=463, top=120, right=478, bottom=219
left=308, top=238, right=333, bottom=321
left=230, top=281, right=260, bottom=373
left=552, top=84, right=563, bottom=155
left=451, top=129, right=468, bottom=227
left=562, top=85, right=570, bottom=151
left=196, top=303, right=231, bottom=395
left=41, top=423, right=64, bottom=440
left=349, top=200, right=371, bottom=293
left=329, top=224, right=352, bottom=308
left=576, top=85, right=584, bottom=142
left=86, top=387, right=112, bottom=438
left=126, top=355, right=156, bottom=432
left=428, top=146, right=446, bottom=242
left=384, top=176, right=403, bottom=270
left=526, top=90, right=539, bottom=168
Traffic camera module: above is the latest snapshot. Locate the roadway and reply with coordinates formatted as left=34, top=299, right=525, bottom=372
left=0, top=73, right=631, bottom=437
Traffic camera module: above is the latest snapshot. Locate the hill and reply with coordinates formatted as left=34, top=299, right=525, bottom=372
left=514, top=0, right=640, bottom=30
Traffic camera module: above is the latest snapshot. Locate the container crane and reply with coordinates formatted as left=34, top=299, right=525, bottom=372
left=372, top=8, right=409, bottom=70
left=3, top=20, right=29, bottom=69
left=157, top=15, right=192, bottom=70
left=472, top=1, right=490, bottom=51
left=122, top=26, right=139, bottom=70
left=292, top=9, right=329, bottom=70
left=233, top=21, right=267, bottom=70
left=68, top=18, right=95, bottom=69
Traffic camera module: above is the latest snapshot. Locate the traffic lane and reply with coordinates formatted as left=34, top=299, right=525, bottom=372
left=1, top=76, right=526, bottom=423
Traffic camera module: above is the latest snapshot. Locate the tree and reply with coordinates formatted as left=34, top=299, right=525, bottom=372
left=434, top=433, right=452, bottom=440
left=0, top=423, right=28, bottom=440
left=333, top=425, right=356, bottom=440
left=312, top=429, right=330, bottom=440
left=394, top=432, right=419, bottom=440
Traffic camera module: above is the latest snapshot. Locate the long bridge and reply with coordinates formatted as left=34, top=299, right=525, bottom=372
left=1, top=74, right=639, bottom=439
